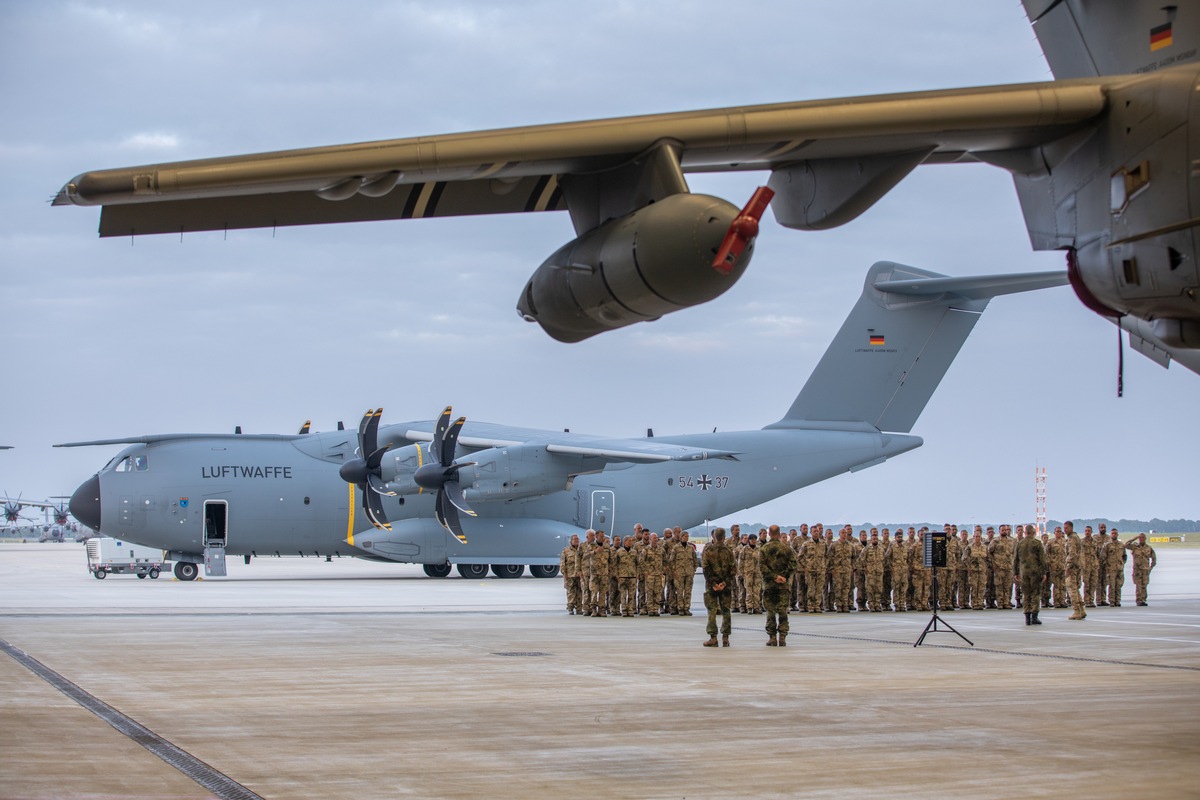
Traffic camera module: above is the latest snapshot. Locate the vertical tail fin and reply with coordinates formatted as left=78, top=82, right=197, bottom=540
left=772, top=262, right=1067, bottom=433
left=1023, top=1, right=1194, bottom=79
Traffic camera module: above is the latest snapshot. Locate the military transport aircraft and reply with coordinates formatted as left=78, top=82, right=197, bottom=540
left=59, top=262, right=1065, bottom=581
left=2, top=494, right=58, bottom=528
left=52, top=1, right=1199, bottom=372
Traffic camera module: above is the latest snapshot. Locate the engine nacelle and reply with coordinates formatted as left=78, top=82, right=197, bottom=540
left=381, top=443, right=432, bottom=496
left=516, top=193, right=752, bottom=342
left=460, top=445, right=573, bottom=502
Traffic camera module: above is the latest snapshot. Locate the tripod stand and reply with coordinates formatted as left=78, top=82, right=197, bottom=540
left=914, top=567, right=974, bottom=647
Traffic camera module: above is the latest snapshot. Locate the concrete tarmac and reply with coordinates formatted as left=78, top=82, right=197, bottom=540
left=2, top=543, right=1198, bottom=799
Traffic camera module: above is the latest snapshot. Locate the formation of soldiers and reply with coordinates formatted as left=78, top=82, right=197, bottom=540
left=558, top=525, right=698, bottom=617
left=560, top=521, right=1160, bottom=622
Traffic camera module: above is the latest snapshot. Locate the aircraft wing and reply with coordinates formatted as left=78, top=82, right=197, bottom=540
left=400, top=426, right=737, bottom=463
left=54, top=79, right=1106, bottom=237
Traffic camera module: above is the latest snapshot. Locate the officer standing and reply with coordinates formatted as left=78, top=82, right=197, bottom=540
left=759, top=525, right=798, bottom=646
left=1064, top=521, right=1086, bottom=620
left=1014, top=524, right=1048, bottom=625
left=1124, top=533, right=1158, bottom=606
left=1102, top=529, right=1127, bottom=606
left=702, top=528, right=736, bottom=647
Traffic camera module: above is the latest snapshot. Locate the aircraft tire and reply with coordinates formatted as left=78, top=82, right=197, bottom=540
left=423, top=563, right=452, bottom=578
left=149, top=568, right=160, bottom=579
left=529, top=565, right=559, bottom=579
left=174, top=561, right=198, bottom=581
left=94, top=569, right=106, bottom=580
left=491, top=564, right=525, bottom=579
left=456, top=563, right=488, bottom=579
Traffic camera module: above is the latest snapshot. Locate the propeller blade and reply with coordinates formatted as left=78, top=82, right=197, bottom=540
left=443, top=480, right=477, bottom=517
left=357, top=408, right=374, bottom=450
left=364, top=407, right=383, bottom=457
left=366, top=444, right=391, bottom=471
left=435, top=489, right=469, bottom=545
left=367, top=473, right=396, bottom=497
left=432, top=407, right=453, bottom=463
left=440, top=416, right=466, bottom=466
left=364, top=485, right=390, bottom=530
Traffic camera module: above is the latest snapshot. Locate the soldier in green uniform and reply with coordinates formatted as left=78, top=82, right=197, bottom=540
left=1081, top=526, right=1100, bottom=608
left=580, top=529, right=596, bottom=615
left=1095, top=523, right=1110, bottom=605
left=966, top=531, right=989, bottom=610
left=702, top=527, right=736, bottom=647
left=741, top=534, right=763, bottom=614
left=1014, top=524, right=1048, bottom=625
left=759, top=525, right=798, bottom=646
left=802, top=528, right=827, bottom=614
left=1124, top=533, right=1157, bottom=606
left=673, top=531, right=698, bottom=615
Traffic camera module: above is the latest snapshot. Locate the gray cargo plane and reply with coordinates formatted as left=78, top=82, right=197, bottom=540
left=60, top=263, right=1065, bottom=581
left=52, top=1, right=1200, bottom=372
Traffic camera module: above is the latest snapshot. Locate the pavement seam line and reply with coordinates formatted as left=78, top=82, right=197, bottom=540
left=0, top=638, right=264, bottom=800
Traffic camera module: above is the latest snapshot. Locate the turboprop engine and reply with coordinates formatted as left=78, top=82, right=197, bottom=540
left=516, top=188, right=773, bottom=343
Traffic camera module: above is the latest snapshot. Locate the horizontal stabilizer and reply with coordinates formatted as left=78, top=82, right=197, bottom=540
left=773, top=262, right=1067, bottom=433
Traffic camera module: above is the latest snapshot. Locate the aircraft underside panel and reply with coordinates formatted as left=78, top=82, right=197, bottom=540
left=349, top=517, right=573, bottom=565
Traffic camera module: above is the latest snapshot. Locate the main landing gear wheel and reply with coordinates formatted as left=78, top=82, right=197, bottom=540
left=529, top=565, right=559, bottom=579
left=174, top=562, right=198, bottom=581
left=423, top=563, right=452, bottom=578
left=491, top=564, right=525, bottom=579
left=456, top=563, right=488, bottom=579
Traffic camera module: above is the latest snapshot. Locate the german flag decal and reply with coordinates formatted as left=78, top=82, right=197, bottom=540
left=869, top=334, right=886, bottom=346
left=1151, top=22, right=1173, bottom=51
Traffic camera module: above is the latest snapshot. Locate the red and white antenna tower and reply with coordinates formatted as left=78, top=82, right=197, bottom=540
left=1035, top=464, right=1047, bottom=535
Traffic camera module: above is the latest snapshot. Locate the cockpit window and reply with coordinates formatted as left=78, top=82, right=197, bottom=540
left=113, top=455, right=149, bottom=472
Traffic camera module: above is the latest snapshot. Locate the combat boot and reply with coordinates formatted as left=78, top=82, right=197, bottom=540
left=1068, top=611, right=1084, bottom=620
left=778, top=633, right=787, bottom=647
left=703, top=636, right=719, bottom=647
left=721, top=635, right=730, bottom=647
left=1031, top=611, right=1042, bottom=624
left=766, top=635, right=778, bottom=646
left=1024, top=612, right=1031, bottom=625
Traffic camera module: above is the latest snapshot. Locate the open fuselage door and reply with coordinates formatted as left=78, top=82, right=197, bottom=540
left=203, top=500, right=228, bottom=577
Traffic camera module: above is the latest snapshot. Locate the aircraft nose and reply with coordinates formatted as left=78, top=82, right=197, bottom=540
left=70, top=474, right=102, bottom=532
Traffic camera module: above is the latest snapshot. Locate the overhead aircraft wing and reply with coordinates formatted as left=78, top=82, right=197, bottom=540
left=401, top=427, right=737, bottom=463
left=54, top=79, right=1106, bottom=237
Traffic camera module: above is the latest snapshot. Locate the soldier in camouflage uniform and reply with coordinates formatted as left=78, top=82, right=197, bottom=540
left=759, top=525, right=799, bottom=646
left=615, top=536, right=638, bottom=616
left=731, top=527, right=746, bottom=612
left=886, top=530, right=909, bottom=612
left=1045, top=527, right=1067, bottom=607
left=580, top=529, right=596, bottom=615
left=1064, top=521, right=1087, bottom=620
left=789, top=528, right=805, bottom=611
left=1081, top=526, right=1100, bottom=608
left=589, top=532, right=611, bottom=616
left=989, top=527, right=1017, bottom=610
left=560, top=534, right=583, bottom=614
left=857, top=530, right=887, bottom=611
left=939, top=525, right=959, bottom=611
left=854, top=530, right=870, bottom=610
left=741, top=535, right=763, bottom=614
left=1102, top=529, right=1126, bottom=606
left=672, top=531, right=698, bottom=615
left=829, top=529, right=856, bottom=612
left=965, top=531, right=990, bottom=610
left=880, top=527, right=893, bottom=611
left=801, top=528, right=827, bottom=614
left=1124, top=533, right=1157, bottom=606
left=641, top=533, right=665, bottom=616
left=1014, top=524, right=1048, bottom=625
left=956, top=530, right=971, bottom=608
left=1095, top=523, right=1109, bottom=605
left=909, top=528, right=931, bottom=611
left=702, top=527, right=736, bottom=646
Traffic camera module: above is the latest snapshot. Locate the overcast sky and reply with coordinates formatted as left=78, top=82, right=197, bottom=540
left=1, top=1, right=1196, bottom=528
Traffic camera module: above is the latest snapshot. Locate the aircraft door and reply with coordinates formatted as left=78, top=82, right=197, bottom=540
left=589, top=490, right=615, bottom=535
left=203, top=500, right=228, bottom=577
